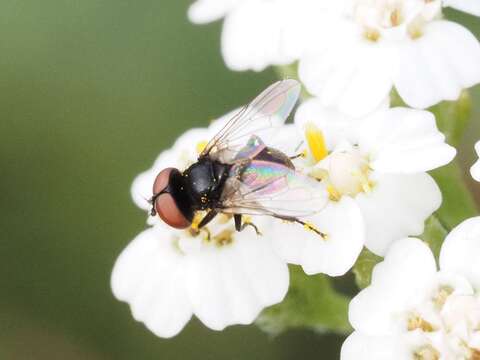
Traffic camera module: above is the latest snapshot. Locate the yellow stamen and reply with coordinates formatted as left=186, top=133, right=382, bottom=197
left=470, top=348, right=480, bottom=360
left=214, top=230, right=234, bottom=247
left=432, top=285, right=454, bottom=310
left=327, top=184, right=341, bottom=201
left=390, top=8, right=402, bottom=27
left=407, top=314, right=436, bottom=332
left=364, top=28, right=380, bottom=42
left=414, top=345, right=440, bottom=360
left=305, top=122, right=328, bottom=162
left=196, top=140, right=208, bottom=154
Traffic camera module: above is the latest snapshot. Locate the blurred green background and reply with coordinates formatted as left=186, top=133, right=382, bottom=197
left=0, top=1, right=478, bottom=359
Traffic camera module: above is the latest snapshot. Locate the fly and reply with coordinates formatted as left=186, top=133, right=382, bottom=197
left=149, top=80, right=327, bottom=237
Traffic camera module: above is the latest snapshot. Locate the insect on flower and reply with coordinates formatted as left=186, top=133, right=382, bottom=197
left=149, top=80, right=327, bottom=237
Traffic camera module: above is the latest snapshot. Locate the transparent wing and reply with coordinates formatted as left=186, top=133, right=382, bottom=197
left=218, top=160, right=328, bottom=218
left=201, top=79, right=301, bottom=163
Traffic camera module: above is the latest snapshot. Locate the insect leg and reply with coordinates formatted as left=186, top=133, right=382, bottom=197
left=234, top=214, right=262, bottom=235
left=273, top=215, right=326, bottom=239
left=289, top=152, right=306, bottom=160
left=234, top=214, right=242, bottom=232
left=198, top=210, right=218, bottom=229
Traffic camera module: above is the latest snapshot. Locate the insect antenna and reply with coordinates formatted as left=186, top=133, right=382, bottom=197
left=147, top=187, right=170, bottom=216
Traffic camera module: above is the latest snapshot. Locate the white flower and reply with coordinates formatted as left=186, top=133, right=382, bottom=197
left=294, top=99, right=456, bottom=255
left=189, top=1, right=480, bottom=116
left=471, top=140, right=480, bottom=182
left=114, top=106, right=365, bottom=337
left=112, top=220, right=289, bottom=337
left=256, top=122, right=366, bottom=277
left=341, top=216, right=480, bottom=360
left=188, top=0, right=338, bottom=71
left=114, top=120, right=290, bottom=337
left=298, top=0, right=480, bottom=116
left=270, top=196, right=365, bottom=276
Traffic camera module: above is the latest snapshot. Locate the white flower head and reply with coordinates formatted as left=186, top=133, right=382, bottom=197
left=189, top=0, right=480, bottom=116
left=114, top=116, right=290, bottom=337
left=113, top=103, right=366, bottom=337
left=188, top=0, right=340, bottom=71
left=294, top=99, right=456, bottom=255
left=471, top=140, right=480, bottom=182
left=342, top=216, right=480, bottom=359
left=112, top=220, right=289, bottom=337
left=298, top=0, right=480, bottom=116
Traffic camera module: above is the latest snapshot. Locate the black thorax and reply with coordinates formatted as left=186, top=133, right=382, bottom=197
left=182, top=158, right=231, bottom=210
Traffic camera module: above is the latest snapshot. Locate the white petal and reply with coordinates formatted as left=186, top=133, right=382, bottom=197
left=187, top=0, right=241, bottom=23
left=470, top=140, right=480, bottom=181
left=111, top=227, right=193, bottom=338
left=221, top=1, right=294, bottom=71
left=357, top=172, right=441, bottom=256
left=271, top=197, right=365, bottom=276
left=341, top=332, right=418, bottom=360
left=299, top=22, right=394, bottom=117
left=349, top=238, right=437, bottom=335
left=184, top=229, right=289, bottom=330
left=394, top=21, right=480, bottom=109
left=444, top=0, right=480, bottom=16
left=357, top=108, right=456, bottom=173
left=280, top=0, right=342, bottom=60
left=440, top=216, right=480, bottom=290
left=294, top=98, right=360, bottom=150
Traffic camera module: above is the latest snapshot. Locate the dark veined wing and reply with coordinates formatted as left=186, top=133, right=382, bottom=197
left=218, top=160, right=328, bottom=218
left=200, top=79, right=301, bottom=163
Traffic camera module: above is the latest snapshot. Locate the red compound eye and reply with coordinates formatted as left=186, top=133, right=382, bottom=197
left=152, top=168, right=191, bottom=229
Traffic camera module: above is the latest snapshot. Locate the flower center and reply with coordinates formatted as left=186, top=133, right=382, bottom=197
left=350, top=0, right=442, bottom=41
left=304, top=123, right=374, bottom=200
left=414, top=345, right=440, bottom=360
left=354, top=0, right=405, bottom=30
left=407, top=289, right=480, bottom=359
left=186, top=212, right=236, bottom=248
left=326, top=149, right=373, bottom=198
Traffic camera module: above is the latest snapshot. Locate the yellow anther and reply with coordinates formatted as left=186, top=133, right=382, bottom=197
left=470, top=348, right=480, bottom=360
left=390, top=8, right=402, bottom=27
left=214, top=229, right=234, bottom=247
left=327, top=184, right=341, bottom=202
left=305, top=122, right=328, bottom=163
left=196, top=140, right=208, bottom=154
left=364, top=28, right=380, bottom=42
left=432, top=285, right=454, bottom=309
left=407, top=314, right=436, bottom=332
left=414, top=345, right=440, bottom=360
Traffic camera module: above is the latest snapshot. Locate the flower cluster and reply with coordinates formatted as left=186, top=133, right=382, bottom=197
left=342, top=217, right=480, bottom=359
left=112, top=97, right=455, bottom=337
left=111, top=1, right=480, bottom=358
left=189, top=0, right=480, bottom=115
